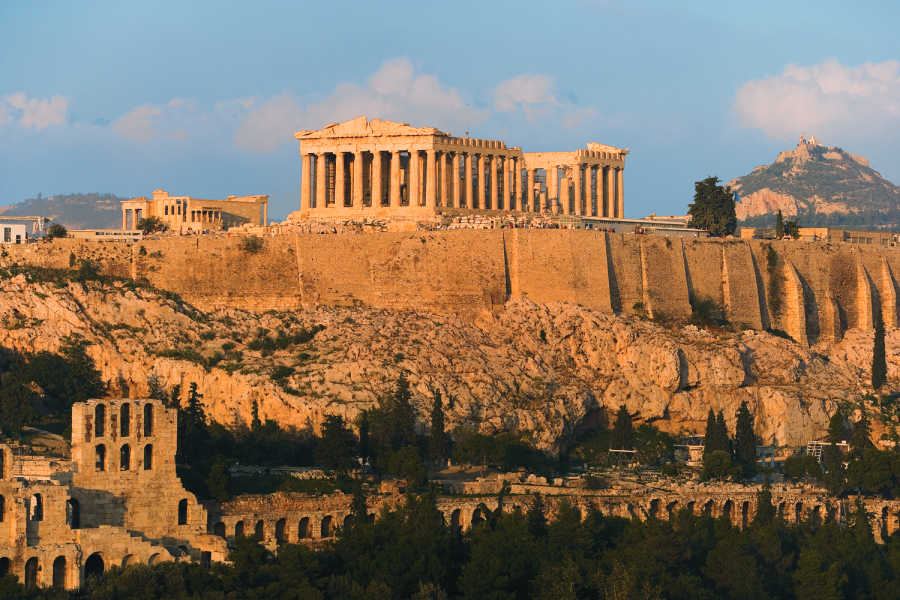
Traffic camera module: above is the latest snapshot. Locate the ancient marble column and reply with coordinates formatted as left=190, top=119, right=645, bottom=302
left=617, top=167, right=624, bottom=218
left=451, top=153, right=460, bottom=208
left=585, top=165, right=593, bottom=216
left=440, top=153, right=449, bottom=207
left=335, top=152, right=346, bottom=207
left=606, top=166, right=615, bottom=218
left=409, top=150, right=420, bottom=207
left=489, top=156, right=498, bottom=210
left=353, top=152, right=364, bottom=208
left=425, top=149, right=437, bottom=208
left=465, top=153, right=473, bottom=208
left=477, top=154, right=485, bottom=210
left=390, top=151, right=401, bottom=206
left=372, top=151, right=383, bottom=206
left=508, top=157, right=517, bottom=211
left=547, top=167, right=558, bottom=213
left=300, top=153, right=311, bottom=210
left=526, top=169, right=535, bottom=212
left=573, top=164, right=582, bottom=216
left=122, top=210, right=127, bottom=230
left=316, top=153, right=327, bottom=208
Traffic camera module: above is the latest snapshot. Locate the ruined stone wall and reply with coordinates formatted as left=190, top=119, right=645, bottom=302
left=7, top=234, right=900, bottom=345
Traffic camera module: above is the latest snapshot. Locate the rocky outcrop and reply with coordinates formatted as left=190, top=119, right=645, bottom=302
left=1, top=274, right=896, bottom=452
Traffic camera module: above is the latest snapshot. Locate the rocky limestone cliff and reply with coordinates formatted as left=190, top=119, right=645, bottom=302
left=731, top=135, right=900, bottom=227
left=2, top=274, right=897, bottom=451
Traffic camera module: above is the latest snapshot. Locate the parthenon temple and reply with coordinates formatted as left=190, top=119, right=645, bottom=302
left=294, top=116, right=627, bottom=221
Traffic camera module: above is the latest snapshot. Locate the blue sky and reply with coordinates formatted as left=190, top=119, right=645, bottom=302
left=2, top=0, right=899, bottom=220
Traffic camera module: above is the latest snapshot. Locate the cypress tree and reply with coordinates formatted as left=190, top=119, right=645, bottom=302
left=849, top=413, right=873, bottom=458
left=734, top=401, right=757, bottom=464
left=775, top=209, right=784, bottom=239
left=428, top=390, right=449, bottom=462
left=821, top=444, right=846, bottom=497
left=350, top=480, right=368, bottom=528
left=873, top=312, right=887, bottom=393
left=610, top=405, right=634, bottom=450
left=715, top=410, right=731, bottom=457
left=752, top=483, right=776, bottom=527
left=703, top=409, right=717, bottom=458
left=357, top=410, right=370, bottom=464
left=826, top=409, right=844, bottom=444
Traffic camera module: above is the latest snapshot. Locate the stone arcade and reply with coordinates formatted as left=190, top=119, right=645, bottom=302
left=293, top=116, right=627, bottom=222
left=0, top=399, right=226, bottom=590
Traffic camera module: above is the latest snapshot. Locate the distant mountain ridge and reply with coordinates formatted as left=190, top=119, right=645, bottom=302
left=731, top=135, right=900, bottom=229
left=0, top=192, right=125, bottom=230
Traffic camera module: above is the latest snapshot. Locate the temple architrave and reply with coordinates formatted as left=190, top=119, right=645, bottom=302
left=293, top=116, right=627, bottom=221
left=121, top=190, right=268, bottom=231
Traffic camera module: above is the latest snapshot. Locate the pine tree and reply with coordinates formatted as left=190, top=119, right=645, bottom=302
left=752, top=483, right=776, bottom=527
left=527, top=492, right=548, bottom=537
left=827, top=409, right=845, bottom=444
left=873, top=311, right=887, bottom=394
left=792, top=549, right=847, bottom=600
left=734, top=401, right=757, bottom=464
left=428, top=391, right=449, bottom=462
left=205, top=458, right=230, bottom=502
left=350, top=480, right=368, bottom=527
left=314, top=415, right=359, bottom=476
left=775, top=210, right=785, bottom=239
left=703, top=409, right=717, bottom=458
left=610, top=405, right=634, bottom=450
left=146, top=373, right=169, bottom=405
left=686, top=176, right=737, bottom=237
left=821, top=444, right=846, bottom=497
left=849, top=413, right=873, bottom=459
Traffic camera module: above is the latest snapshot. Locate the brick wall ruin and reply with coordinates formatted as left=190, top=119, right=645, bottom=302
left=5, top=232, right=900, bottom=345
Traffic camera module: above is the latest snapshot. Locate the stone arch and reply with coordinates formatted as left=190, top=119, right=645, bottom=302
left=343, top=514, right=355, bottom=529
left=122, top=554, right=138, bottom=567
left=85, top=552, right=105, bottom=577
left=0, top=557, right=8, bottom=578
left=298, top=517, right=310, bottom=539
left=275, top=518, right=286, bottom=545
left=24, top=557, right=38, bottom=588
left=777, top=502, right=786, bottom=519
left=148, top=553, right=161, bottom=565
left=67, top=498, right=80, bottom=529
left=649, top=499, right=660, bottom=519
left=687, top=500, right=696, bottom=515
left=53, top=555, right=67, bottom=588
left=213, top=522, right=226, bottom=538
left=367, top=513, right=375, bottom=524
left=321, top=515, right=333, bottom=538
left=794, top=502, right=803, bottom=524
left=255, top=519, right=265, bottom=542
left=120, top=444, right=131, bottom=471
left=703, top=500, right=713, bottom=516
left=471, top=508, right=484, bottom=528
left=723, top=500, right=734, bottom=524
left=813, top=505, right=824, bottom=529
left=120, top=403, right=131, bottom=437
left=178, top=499, right=188, bottom=525
left=31, top=493, right=43, bottom=521
left=144, top=403, right=154, bottom=436
left=741, top=501, right=750, bottom=529
left=95, top=404, right=106, bottom=437
left=234, top=521, right=244, bottom=537
left=450, top=509, right=461, bottom=533
left=95, top=444, right=107, bottom=471
left=143, top=444, right=153, bottom=470
left=667, top=501, right=679, bottom=521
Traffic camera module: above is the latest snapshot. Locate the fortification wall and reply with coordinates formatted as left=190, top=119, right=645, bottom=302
left=6, top=233, right=900, bottom=345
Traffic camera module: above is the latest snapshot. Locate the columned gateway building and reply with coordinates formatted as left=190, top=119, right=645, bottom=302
left=122, top=190, right=269, bottom=231
left=294, top=116, right=627, bottom=221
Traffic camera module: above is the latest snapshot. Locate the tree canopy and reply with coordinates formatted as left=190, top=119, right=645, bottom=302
left=687, top=176, right=737, bottom=236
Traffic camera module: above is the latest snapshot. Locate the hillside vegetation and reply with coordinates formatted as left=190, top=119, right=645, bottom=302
left=0, top=192, right=125, bottom=230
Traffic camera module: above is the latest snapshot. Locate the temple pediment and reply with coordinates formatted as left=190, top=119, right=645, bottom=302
left=294, top=116, right=448, bottom=140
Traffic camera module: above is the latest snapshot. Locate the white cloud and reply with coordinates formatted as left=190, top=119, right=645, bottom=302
left=0, top=106, right=9, bottom=124
left=113, top=105, right=163, bottom=142
left=493, top=74, right=558, bottom=112
left=734, top=59, right=900, bottom=142
left=233, top=57, right=487, bottom=153
left=5, top=93, right=68, bottom=130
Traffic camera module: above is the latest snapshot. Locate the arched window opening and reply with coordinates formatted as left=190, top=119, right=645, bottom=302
left=275, top=518, right=286, bottom=545
left=148, top=553, right=161, bottom=565
left=143, top=445, right=153, bottom=470
left=85, top=553, right=104, bottom=577
left=53, top=556, right=66, bottom=588
left=343, top=514, right=354, bottom=529
left=213, top=522, right=226, bottom=538
left=450, top=509, right=461, bottom=533
left=95, top=444, right=106, bottom=471
left=120, top=403, right=130, bottom=437
left=471, top=508, right=484, bottom=528
left=234, top=521, right=244, bottom=537
left=255, top=520, right=264, bottom=542
left=320, top=516, right=333, bottom=538
left=66, top=498, right=80, bottom=529
left=24, top=557, right=38, bottom=589
left=0, top=557, right=9, bottom=578
left=122, top=555, right=138, bottom=567
left=95, top=404, right=106, bottom=437
left=178, top=499, right=188, bottom=525
left=144, top=404, right=154, bottom=437
left=0, top=449, right=5, bottom=479
left=298, top=517, right=309, bottom=539
left=31, top=494, right=43, bottom=521
left=366, top=513, right=375, bottom=524
left=120, top=445, right=131, bottom=471
left=0, top=495, right=4, bottom=522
